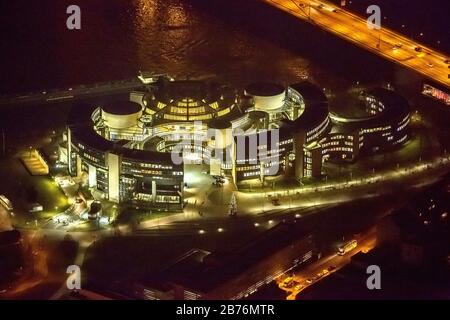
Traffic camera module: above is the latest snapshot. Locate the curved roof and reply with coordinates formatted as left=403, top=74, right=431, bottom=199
left=289, top=82, right=327, bottom=102
left=70, top=125, right=114, bottom=152
left=68, top=104, right=177, bottom=164
left=69, top=124, right=177, bottom=164
left=280, top=82, right=330, bottom=134
left=143, top=80, right=240, bottom=123
left=151, top=80, right=224, bottom=104
left=66, top=80, right=243, bottom=165
left=245, top=82, right=285, bottom=97
left=102, top=101, right=142, bottom=115
left=331, top=88, right=410, bottom=132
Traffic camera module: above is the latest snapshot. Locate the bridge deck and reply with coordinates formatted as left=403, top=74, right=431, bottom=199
left=262, top=0, right=449, bottom=88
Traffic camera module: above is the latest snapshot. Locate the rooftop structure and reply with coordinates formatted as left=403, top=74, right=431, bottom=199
left=63, top=75, right=411, bottom=208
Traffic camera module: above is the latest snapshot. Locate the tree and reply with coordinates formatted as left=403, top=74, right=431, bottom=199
left=228, top=192, right=237, bottom=216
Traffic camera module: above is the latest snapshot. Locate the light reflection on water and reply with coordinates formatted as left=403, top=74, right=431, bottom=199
left=1, top=0, right=368, bottom=92
left=116, top=0, right=315, bottom=86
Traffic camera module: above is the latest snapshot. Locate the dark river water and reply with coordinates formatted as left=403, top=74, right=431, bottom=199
left=1, top=0, right=448, bottom=95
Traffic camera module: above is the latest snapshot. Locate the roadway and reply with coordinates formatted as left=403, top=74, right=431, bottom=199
left=277, top=227, right=377, bottom=299
left=262, top=0, right=449, bottom=88
left=134, top=153, right=450, bottom=236
left=3, top=152, right=450, bottom=299
left=2, top=154, right=445, bottom=299
left=0, top=78, right=144, bottom=107
left=0, top=228, right=112, bottom=299
left=241, top=154, right=450, bottom=211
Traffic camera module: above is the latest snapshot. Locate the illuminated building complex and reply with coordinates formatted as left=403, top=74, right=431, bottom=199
left=325, top=87, right=411, bottom=163
left=64, top=76, right=410, bottom=207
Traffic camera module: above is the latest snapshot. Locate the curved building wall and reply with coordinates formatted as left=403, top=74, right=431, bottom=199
left=68, top=124, right=183, bottom=207
left=119, top=152, right=183, bottom=205
left=68, top=126, right=111, bottom=193
left=244, top=82, right=286, bottom=112
left=250, top=93, right=286, bottom=112
left=359, top=90, right=410, bottom=154
left=320, top=132, right=361, bottom=162
left=215, top=129, right=234, bottom=149
left=235, top=129, right=289, bottom=181
left=323, top=88, right=410, bottom=163
left=102, top=109, right=143, bottom=130
left=236, top=82, right=331, bottom=182
left=65, top=79, right=411, bottom=197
